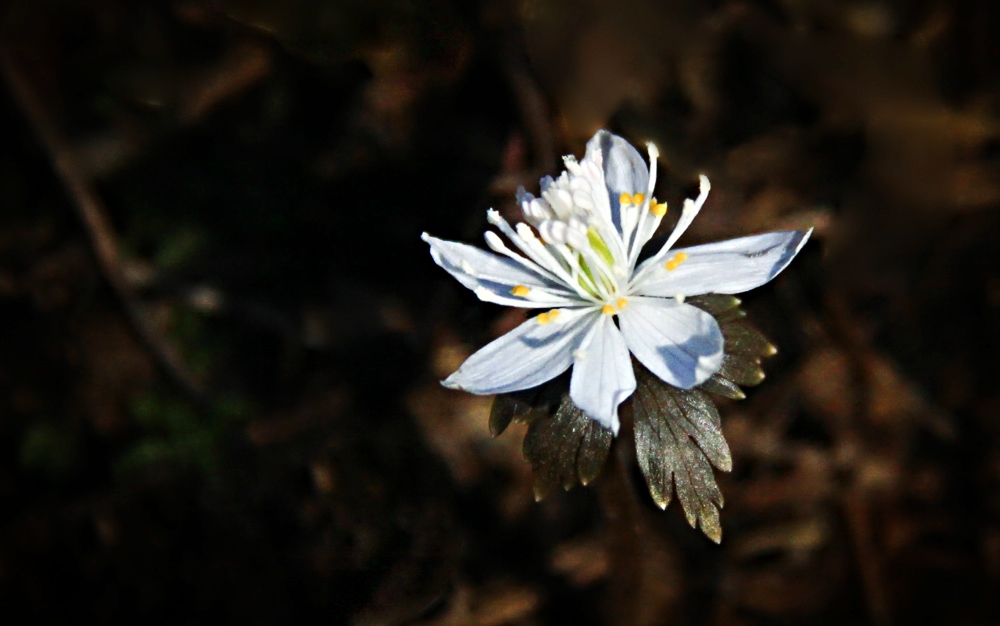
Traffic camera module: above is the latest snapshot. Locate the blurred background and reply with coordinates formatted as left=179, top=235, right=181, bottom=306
left=1, top=0, right=999, bottom=624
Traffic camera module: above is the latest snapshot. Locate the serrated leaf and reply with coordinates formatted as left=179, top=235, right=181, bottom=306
left=489, top=394, right=533, bottom=437
left=632, top=363, right=730, bottom=543
left=698, top=375, right=746, bottom=400
left=717, top=353, right=766, bottom=387
left=721, top=319, right=777, bottom=358
left=715, top=306, right=748, bottom=324
left=687, top=294, right=741, bottom=316
left=522, top=395, right=612, bottom=501
left=691, top=297, right=777, bottom=398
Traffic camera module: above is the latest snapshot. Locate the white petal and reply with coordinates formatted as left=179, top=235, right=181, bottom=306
left=570, top=314, right=636, bottom=434
left=618, top=296, right=724, bottom=389
left=581, top=159, right=614, bottom=224
left=443, top=308, right=597, bottom=394
left=423, top=233, right=577, bottom=308
left=586, top=131, right=649, bottom=235
left=634, top=229, right=812, bottom=297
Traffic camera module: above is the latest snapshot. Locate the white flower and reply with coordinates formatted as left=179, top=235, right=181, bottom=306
left=423, top=130, right=811, bottom=434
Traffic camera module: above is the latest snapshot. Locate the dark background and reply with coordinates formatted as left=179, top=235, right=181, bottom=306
left=1, top=0, right=999, bottom=624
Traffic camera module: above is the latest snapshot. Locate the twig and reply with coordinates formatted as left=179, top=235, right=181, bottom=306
left=0, top=46, right=206, bottom=399
left=177, top=42, right=272, bottom=125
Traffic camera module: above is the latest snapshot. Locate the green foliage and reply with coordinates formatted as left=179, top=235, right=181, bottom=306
left=19, top=420, right=80, bottom=478
left=632, top=365, right=729, bottom=543
left=153, top=227, right=207, bottom=271
left=522, top=394, right=613, bottom=501
left=116, top=391, right=250, bottom=481
left=167, top=306, right=215, bottom=379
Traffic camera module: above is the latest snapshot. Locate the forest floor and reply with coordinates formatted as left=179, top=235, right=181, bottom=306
left=1, top=1, right=999, bottom=624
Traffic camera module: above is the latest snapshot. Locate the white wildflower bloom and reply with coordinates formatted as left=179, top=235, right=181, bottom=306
left=423, top=130, right=811, bottom=434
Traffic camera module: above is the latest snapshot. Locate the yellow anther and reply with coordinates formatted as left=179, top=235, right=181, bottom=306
left=511, top=285, right=530, bottom=297
left=665, top=251, right=689, bottom=271
left=548, top=309, right=560, bottom=320
left=537, top=312, right=551, bottom=324
left=616, top=298, right=628, bottom=309
left=650, top=201, right=667, bottom=217
left=601, top=304, right=615, bottom=315
left=619, top=192, right=632, bottom=206
left=632, top=193, right=645, bottom=205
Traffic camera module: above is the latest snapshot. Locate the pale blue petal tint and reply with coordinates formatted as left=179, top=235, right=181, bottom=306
left=635, top=229, right=812, bottom=297
left=586, top=130, right=649, bottom=233
left=423, top=233, right=577, bottom=308
left=442, top=308, right=598, bottom=395
left=569, top=314, right=636, bottom=434
left=618, top=297, right=724, bottom=389
left=516, top=187, right=535, bottom=204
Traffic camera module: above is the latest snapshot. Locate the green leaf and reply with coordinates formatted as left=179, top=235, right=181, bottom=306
left=690, top=294, right=776, bottom=395
left=698, top=375, right=746, bottom=400
left=686, top=294, right=741, bottom=316
left=490, top=293, right=779, bottom=541
left=716, top=353, right=766, bottom=387
left=716, top=306, right=748, bottom=324
left=632, top=362, right=730, bottom=543
left=722, top=318, right=777, bottom=358
left=489, top=393, right=535, bottom=437
left=522, top=394, right=613, bottom=501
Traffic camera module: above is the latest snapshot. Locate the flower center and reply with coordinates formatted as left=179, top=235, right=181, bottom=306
left=513, top=142, right=668, bottom=307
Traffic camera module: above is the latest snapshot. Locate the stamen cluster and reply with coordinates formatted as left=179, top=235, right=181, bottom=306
left=423, top=130, right=811, bottom=433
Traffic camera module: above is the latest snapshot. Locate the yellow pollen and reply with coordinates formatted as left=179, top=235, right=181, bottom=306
left=665, top=251, right=688, bottom=271
left=601, top=304, right=615, bottom=315
left=632, top=193, right=645, bottom=205
left=537, top=312, right=551, bottom=324
left=548, top=309, right=560, bottom=319
left=616, top=298, right=628, bottom=309
left=650, top=201, right=667, bottom=217
left=619, top=192, right=632, bottom=206
left=511, top=285, right=530, bottom=297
